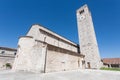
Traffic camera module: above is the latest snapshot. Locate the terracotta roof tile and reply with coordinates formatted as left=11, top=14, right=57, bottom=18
left=102, top=58, right=120, bottom=64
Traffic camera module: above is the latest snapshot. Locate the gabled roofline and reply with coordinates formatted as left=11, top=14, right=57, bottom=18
left=27, top=24, right=79, bottom=47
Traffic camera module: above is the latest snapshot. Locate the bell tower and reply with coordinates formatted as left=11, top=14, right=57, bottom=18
left=76, top=4, right=102, bottom=69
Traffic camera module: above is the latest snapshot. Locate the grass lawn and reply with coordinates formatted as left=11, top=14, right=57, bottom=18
left=100, top=67, right=120, bottom=71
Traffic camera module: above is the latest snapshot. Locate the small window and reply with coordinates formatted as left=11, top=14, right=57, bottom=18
left=79, top=9, right=84, bottom=14
left=14, top=52, right=16, bottom=55
left=1, top=51, right=5, bottom=54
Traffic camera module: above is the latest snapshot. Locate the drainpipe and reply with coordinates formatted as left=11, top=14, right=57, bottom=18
left=43, top=37, right=47, bottom=73
left=44, top=44, right=47, bottom=73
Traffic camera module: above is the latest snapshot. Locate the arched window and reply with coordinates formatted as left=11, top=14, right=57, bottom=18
left=79, top=9, right=84, bottom=14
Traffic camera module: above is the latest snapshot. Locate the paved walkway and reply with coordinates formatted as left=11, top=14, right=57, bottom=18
left=0, top=69, right=120, bottom=80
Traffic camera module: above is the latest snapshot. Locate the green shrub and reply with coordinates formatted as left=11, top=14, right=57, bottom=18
left=5, top=63, right=12, bottom=69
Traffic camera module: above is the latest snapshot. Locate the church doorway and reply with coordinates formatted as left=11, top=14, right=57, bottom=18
left=87, top=62, right=91, bottom=69
left=82, top=60, right=85, bottom=69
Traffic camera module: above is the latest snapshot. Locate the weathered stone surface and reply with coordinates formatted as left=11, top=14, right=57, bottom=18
left=46, top=45, right=84, bottom=72
left=0, top=47, right=16, bottom=70
left=27, top=25, right=79, bottom=53
left=76, top=4, right=102, bottom=69
left=12, top=37, right=47, bottom=73
left=13, top=26, right=84, bottom=73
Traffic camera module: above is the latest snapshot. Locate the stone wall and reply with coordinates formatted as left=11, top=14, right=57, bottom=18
left=12, top=37, right=47, bottom=73
left=13, top=36, right=84, bottom=73
left=0, top=50, right=16, bottom=55
left=0, top=47, right=16, bottom=70
left=76, top=5, right=102, bottom=69
left=27, top=25, right=79, bottom=53
left=0, top=56, right=14, bottom=70
left=45, top=45, right=84, bottom=72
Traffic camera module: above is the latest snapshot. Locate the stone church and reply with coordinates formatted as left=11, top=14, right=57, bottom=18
left=12, top=4, right=102, bottom=73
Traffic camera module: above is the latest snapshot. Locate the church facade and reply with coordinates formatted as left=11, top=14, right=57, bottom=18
left=12, top=4, right=102, bottom=73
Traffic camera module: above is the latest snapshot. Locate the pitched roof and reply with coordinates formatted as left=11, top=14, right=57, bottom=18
left=0, top=46, right=17, bottom=51
left=102, top=58, right=120, bottom=64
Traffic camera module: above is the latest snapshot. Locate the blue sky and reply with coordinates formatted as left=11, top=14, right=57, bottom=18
left=0, top=0, right=120, bottom=58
